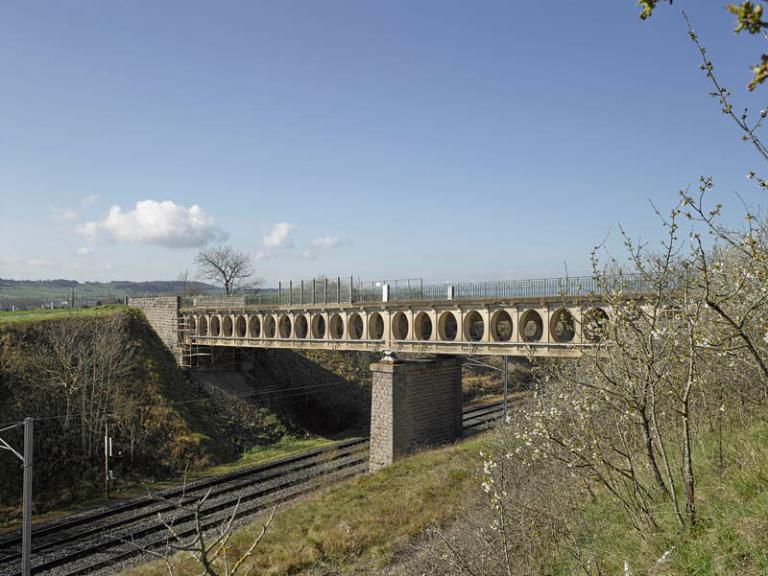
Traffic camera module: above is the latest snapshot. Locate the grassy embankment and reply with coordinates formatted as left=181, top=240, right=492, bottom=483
left=550, top=420, right=768, bottom=575
left=120, top=435, right=487, bottom=576
left=120, top=415, right=768, bottom=576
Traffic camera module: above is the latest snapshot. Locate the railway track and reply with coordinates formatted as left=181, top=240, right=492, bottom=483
left=0, top=399, right=511, bottom=576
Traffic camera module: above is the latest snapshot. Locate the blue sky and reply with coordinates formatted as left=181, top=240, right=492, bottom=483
left=1, top=1, right=766, bottom=286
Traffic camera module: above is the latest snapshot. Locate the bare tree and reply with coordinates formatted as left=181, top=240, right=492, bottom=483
left=177, top=270, right=202, bottom=297
left=129, top=484, right=274, bottom=576
left=194, top=246, right=255, bottom=296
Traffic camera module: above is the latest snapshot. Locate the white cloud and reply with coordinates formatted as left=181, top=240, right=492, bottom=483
left=253, top=251, right=270, bottom=261
left=263, top=222, right=295, bottom=248
left=77, top=200, right=226, bottom=248
left=52, top=208, right=79, bottom=222
left=75, top=247, right=92, bottom=256
left=81, top=194, right=99, bottom=205
left=26, top=259, right=51, bottom=267
left=302, top=236, right=341, bottom=259
left=311, top=236, right=340, bottom=250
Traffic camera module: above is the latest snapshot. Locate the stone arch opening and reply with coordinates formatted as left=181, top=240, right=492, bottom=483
left=235, top=315, right=246, bottom=337
left=392, top=311, right=409, bottom=340
left=490, top=310, right=513, bottom=342
left=278, top=314, right=292, bottom=338
left=311, top=315, right=326, bottom=339
left=329, top=313, right=344, bottom=339
left=550, top=308, right=576, bottom=342
left=348, top=313, right=364, bottom=340
left=188, top=316, right=197, bottom=335
left=584, top=307, right=609, bottom=342
left=222, top=316, right=233, bottom=337
left=463, top=310, right=484, bottom=342
left=210, top=316, right=221, bottom=337
left=248, top=316, right=261, bottom=338
left=264, top=315, right=276, bottom=338
left=414, top=312, right=433, bottom=341
left=520, top=310, right=543, bottom=342
left=295, top=315, right=308, bottom=339
left=198, top=316, right=208, bottom=336
left=368, top=312, right=384, bottom=340
left=438, top=311, right=458, bottom=341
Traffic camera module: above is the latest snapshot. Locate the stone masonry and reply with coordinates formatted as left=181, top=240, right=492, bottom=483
left=369, top=356, right=463, bottom=471
left=129, top=296, right=181, bottom=361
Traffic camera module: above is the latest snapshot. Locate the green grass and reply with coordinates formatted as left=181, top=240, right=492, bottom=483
left=120, top=435, right=488, bottom=576
left=0, top=305, right=124, bottom=324
left=551, top=420, right=768, bottom=575
left=155, top=436, right=343, bottom=483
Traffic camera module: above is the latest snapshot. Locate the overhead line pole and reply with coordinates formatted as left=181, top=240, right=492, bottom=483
left=22, top=417, right=33, bottom=576
left=2, top=418, right=33, bottom=576
left=503, top=356, right=509, bottom=421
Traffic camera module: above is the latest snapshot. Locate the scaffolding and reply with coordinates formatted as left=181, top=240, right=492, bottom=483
left=178, top=315, right=210, bottom=369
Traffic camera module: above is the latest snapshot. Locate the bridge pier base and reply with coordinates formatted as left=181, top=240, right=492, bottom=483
left=369, top=356, right=463, bottom=472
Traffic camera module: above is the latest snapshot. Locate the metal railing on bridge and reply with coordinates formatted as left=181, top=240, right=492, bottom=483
left=179, top=274, right=649, bottom=309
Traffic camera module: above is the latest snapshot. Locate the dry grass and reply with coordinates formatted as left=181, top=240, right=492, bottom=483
left=119, top=436, right=487, bottom=576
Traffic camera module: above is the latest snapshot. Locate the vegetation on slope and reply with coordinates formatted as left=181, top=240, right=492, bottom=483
left=0, top=312, right=375, bottom=526
left=0, top=309, right=239, bottom=520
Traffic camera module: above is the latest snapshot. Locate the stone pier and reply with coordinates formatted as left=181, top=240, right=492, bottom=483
left=369, top=356, right=463, bottom=472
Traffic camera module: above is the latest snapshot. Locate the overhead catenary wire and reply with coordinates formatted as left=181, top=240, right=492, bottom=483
left=0, top=378, right=356, bottom=425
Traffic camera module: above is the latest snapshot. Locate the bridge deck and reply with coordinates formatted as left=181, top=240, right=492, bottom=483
left=181, top=293, right=614, bottom=358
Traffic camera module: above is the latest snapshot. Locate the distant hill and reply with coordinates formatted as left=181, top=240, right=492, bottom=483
left=0, top=278, right=224, bottom=309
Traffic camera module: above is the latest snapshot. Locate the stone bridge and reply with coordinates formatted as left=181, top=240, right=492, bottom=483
left=130, top=275, right=645, bottom=471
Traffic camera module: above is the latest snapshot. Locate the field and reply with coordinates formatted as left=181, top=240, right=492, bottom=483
left=0, top=305, right=125, bottom=324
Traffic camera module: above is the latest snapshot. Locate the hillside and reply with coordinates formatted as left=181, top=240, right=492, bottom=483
left=0, top=278, right=221, bottom=309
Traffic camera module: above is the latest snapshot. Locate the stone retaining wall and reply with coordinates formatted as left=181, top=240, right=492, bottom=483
left=129, top=296, right=181, bottom=361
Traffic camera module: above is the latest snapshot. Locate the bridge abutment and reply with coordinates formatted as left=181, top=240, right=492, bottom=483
left=369, top=355, right=463, bottom=472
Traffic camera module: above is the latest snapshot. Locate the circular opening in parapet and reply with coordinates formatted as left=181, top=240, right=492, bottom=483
left=198, top=316, right=208, bottom=336
left=248, top=315, right=261, bottom=338
left=463, top=311, right=484, bottom=342
left=368, top=312, right=384, bottom=340
left=551, top=308, right=576, bottom=342
left=438, top=311, right=458, bottom=341
left=311, top=315, right=326, bottom=339
left=235, top=315, right=246, bottom=337
left=392, top=311, right=409, bottom=340
left=414, top=312, right=432, bottom=341
left=520, top=310, right=543, bottom=342
left=278, top=314, right=292, bottom=338
left=295, top=315, right=308, bottom=339
left=210, top=316, right=221, bottom=337
left=348, top=313, right=364, bottom=340
left=222, top=316, right=233, bottom=337
left=264, top=315, right=276, bottom=338
left=490, top=310, right=513, bottom=342
left=188, top=316, right=197, bottom=334
left=584, top=307, right=609, bottom=342
left=329, top=313, right=344, bottom=339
